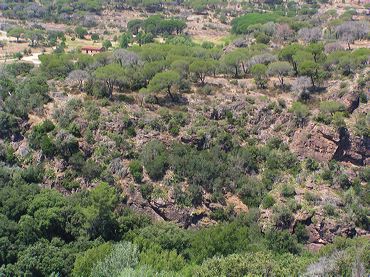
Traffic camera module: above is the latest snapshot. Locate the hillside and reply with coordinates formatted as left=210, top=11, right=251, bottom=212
left=0, top=0, right=369, bottom=276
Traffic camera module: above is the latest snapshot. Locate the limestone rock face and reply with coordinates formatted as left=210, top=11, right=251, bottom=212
left=339, top=91, right=359, bottom=113
left=291, top=123, right=369, bottom=165
left=339, top=133, right=369, bottom=166
left=291, top=123, right=340, bottom=162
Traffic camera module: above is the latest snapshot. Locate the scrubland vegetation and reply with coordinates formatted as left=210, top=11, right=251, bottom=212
left=0, top=0, right=369, bottom=275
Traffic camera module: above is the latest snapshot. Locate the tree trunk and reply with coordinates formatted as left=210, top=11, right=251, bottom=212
left=241, top=62, right=247, bottom=74
left=200, top=73, right=205, bottom=85
left=293, top=61, right=298, bottom=76
left=167, top=86, right=174, bottom=101
left=279, top=76, right=284, bottom=87
left=310, top=75, right=315, bottom=88
left=107, top=81, right=113, bottom=99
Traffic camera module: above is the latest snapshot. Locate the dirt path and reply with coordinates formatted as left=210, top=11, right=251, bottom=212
left=21, top=52, right=42, bottom=65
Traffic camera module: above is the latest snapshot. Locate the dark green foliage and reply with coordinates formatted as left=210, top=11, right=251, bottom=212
left=141, top=140, right=168, bottom=180
left=262, top=194, right=276, bottom=209
left=129, top=160, right=144, bottom=183
left=73, top=243, right=113, bottom=277
left=128, top=16, right=186, bottom=37
left=139, top=244, right=186, bottom=272
left=4, top=74, right=49, bottom=119
left=360, top=167, right=370, bottom=183
left=0, top=112, right=20, bottom=139
left=129, top=223, right=190, bottom=255
left=295, top=223, right=309, bottom=243
left=337, top=174, right=352, bottom=189
left=273, top=204, right=294, bottom=229
left=189, top=221, right=251, bottom=263
left=39, top=54, right=74, bottom=79
left=29, top=120, right=56, bottom=157
left=82, top=159, right=102, bottom=181
left=281, top=184, right=296, bottom=198
left=75, top=26, right=88, bottom=39
left=231, top=13, right=281, bottom=34
left=267, top=230, right=301, bottom=254
left=305, top=158, right=320, bottom=171
left=140, top=183, right=154, bottom=200
left=21, top=165, right=44, bottom=184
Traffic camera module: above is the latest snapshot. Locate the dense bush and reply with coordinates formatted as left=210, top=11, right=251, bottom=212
left=231, top=13, right=281, bottom=34
left=129, top=160, right=143, bottom=183
left=141, top=140, right=168, bottom=180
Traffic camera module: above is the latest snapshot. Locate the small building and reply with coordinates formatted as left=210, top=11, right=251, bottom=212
left=81, top=46, right=104, bottom=54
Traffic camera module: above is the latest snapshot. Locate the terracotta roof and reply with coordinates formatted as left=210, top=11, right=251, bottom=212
left=81, top=46, right=104, bottom=51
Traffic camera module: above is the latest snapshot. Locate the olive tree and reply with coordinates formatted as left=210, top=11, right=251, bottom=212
left=147, top=70, right=180, bottom=101
left=112, top=49, right=141, bottom=67
left=189, top=60, right=213, bottom=85
left=267, top=61, right=293, bottom=87
left=274, top=24, right=293, bottom=41
left=298, top=27, right=322, bottom=43
left=222, top=51, right=245, bottom=77
left=279, top=44, right=303, bottom=75
left=94, top=64, right=126, bottom=98
left=67, top=70, right=90, bottom=91
left=298, top=60, right=319, bottom=87
left=25, top=29, right=45, bottom=47
left=251, top=64, right=268, bottom=89
left=292, top=76, right=312, bottom=100
left=248, top=53, right=277, bottom=67
left=7, top=27, right=25, bottom=42
left=335, top=21, right=369, bottom=50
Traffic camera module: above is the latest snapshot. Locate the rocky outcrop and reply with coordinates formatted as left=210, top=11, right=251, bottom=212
left=291, top=123, right=340, bottom=162
left=337, top=132, right=369, bottom=166
left=302, top=215, right=358, bottom=249
left=149, top=198, right=193, bottom=227
left=209, top=100, right=247, bottom=120
left=291, top=123, right=369, bottom=165
left=340, top=92, right=359, bottom=113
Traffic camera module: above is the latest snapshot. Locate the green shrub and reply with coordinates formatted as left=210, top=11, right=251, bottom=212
left=82, top=159, right=102, bottom=181
left=294, top=223, right=309, bottom=243
left=266, top=230, right=301, bottom=254
left=304, top=191, right=320, bottom=203
left=0, top=111, right=20, bottom=139
left=40, top=136, right=56, bottom=157
left=305, top=158, right=319, bottom=171
left=324, top=203, right=337, bottom=216
left=21, top=165, right=44, bottom=183
left=273, top=204, right=293, bottom=229
left=262, top=194, right=276, bottom=209
left=281, top=184, right=296, bottom=198
left=321, top=169, right=333, bottom=182
left=141, top=140, right=168, bottom=181
left=129, top=160, right=143, bottom=183
left=231, top=13, right=281, bottom=34
left=90, top=242, right=139, bottom=277
left=359, top=167, right=370, bottom=183
left=140, top=183, right=153, bottom=200
left=73, top=243, right=113, bottom=277
left=337, top=174, right=351, bottom=189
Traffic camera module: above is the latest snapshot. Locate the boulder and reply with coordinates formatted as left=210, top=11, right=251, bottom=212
left=339, top=134, right=369, bottom=166
left=291, top=123, right=340, bottom=162
left=291, top=123, right=368, bottom=165
left=340, top=92, right=359, bottom=113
